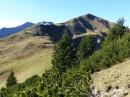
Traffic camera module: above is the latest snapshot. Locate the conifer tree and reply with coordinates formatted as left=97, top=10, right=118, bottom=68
left=76, top=36, right=95, bottom=63
left=108, top=18, right=128, bottom=40
left=52, top=31, right=74, bottom=73
left=6, top=71, right=17, bottom=87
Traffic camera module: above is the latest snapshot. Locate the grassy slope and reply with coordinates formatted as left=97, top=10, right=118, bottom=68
left=91, top=59, right=130, bottom=96
left=0, top=27, right=54, bottom=88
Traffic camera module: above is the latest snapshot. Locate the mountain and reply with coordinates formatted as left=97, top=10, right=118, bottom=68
left=0, top=22, right=34, bottom=38
left=65, top=13, right=111, bottom=34
left=34, top=14, right=112, bottom=41
left=33, top=14, right=112, bottom=49
left=0, top=13, right=113, bottom=88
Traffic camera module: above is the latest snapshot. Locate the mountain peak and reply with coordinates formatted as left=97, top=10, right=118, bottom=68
left=64, top=13, right=111, bottom=35
left=85, top=13, right=98, bottom=20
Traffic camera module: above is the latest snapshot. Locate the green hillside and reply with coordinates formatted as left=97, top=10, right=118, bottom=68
left=0, top=27, right=54, bottom=88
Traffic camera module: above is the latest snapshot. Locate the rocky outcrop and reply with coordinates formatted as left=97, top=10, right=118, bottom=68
left=90, top=85, right=130, bottom=97
left=34, top=24, right=71, bottom=42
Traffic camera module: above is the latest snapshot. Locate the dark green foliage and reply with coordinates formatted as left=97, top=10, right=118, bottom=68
left=108, top=18, right=128, bottom=40
left=40, top=67, right=90, bottom=97
left=6, top=72, right=17, bottom=87
left=61, top=68, right=90, bottom=97
left=76, top=35, right=95, bottom=64
left=24, top=75, right=41, bottom=86
left=0, top=66, right=90, bottom=97
left=26, top=89, right=39, bottom=97
left=52, top=32, right=75, bottom=73
left=81, top=33, right=130, bottom=73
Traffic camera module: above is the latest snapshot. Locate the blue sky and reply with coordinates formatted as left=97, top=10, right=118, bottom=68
left=0, top=0, right=129, bottom=28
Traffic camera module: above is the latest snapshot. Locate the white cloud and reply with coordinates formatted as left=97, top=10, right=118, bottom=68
left=0, top=19, right=25, bottom=28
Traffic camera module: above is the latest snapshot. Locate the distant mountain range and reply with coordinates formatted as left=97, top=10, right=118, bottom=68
left=0, top=22, right=34, bottom=38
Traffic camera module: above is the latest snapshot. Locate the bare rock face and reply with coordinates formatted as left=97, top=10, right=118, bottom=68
left=34, top=24, right=68, bottom=42
left=65, top=13, right=111, bottom=34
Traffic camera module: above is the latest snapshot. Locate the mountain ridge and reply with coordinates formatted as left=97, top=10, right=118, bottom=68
left=34, top=13, right=112, bottom=42
left=0, top=22, right=34, bottom=38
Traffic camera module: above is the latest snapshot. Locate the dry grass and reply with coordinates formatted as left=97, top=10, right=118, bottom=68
left=91, top=59, right=130, bottom=96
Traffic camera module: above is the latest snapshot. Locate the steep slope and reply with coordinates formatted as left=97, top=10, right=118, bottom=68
left=0, top=22, right=34, bottom=38
left=65, top=13, right=111, bottom=34
left=91, top=59, right=130, bottom=97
